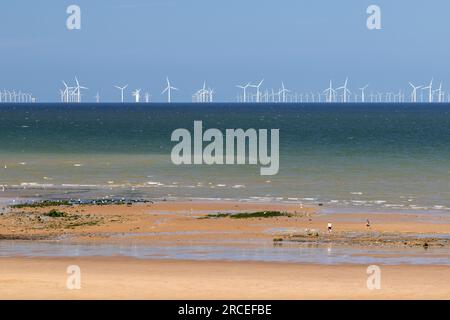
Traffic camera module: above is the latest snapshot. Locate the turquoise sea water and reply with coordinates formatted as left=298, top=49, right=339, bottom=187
left=0, top=103, right=449, bottom=213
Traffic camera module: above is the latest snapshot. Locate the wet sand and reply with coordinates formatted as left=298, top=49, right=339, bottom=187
left=1, top=201, right=450, bottom=243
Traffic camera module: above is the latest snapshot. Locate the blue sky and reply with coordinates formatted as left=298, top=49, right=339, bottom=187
left=1, top=0, right=450, bottom=101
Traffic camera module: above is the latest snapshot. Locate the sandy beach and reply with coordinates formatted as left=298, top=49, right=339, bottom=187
left=1, top=200, right=449, bottom=299
left=1, top=257, right=449, bottom=299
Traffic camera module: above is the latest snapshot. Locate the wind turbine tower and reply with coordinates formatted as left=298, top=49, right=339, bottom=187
left=279, top=82, right=290, bottom=103
left=74, top=77, right=88, bottom=103
left=161, top=77, right=178, bottom=103
left=409, top=82, right=421, bottom=103
left=132, top=89, right=141, bottom=103
left=250, top=79, right=264, bottom=103
left=422, top=79, right=434, bottom=102
left=359, top=84, right=369, bottom=103
left=337, top=78, right=351, bottom=103
left=323, top=80, right=336, bottom=103
left=236, top=82, right=251, bottom=102
left=114, top=84, right=128, bottom=103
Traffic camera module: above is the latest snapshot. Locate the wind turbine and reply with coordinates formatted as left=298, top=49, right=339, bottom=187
left=422, top=78, right=433, bottom=102
left=359, top=84, right=369, bottom=103
left=377, top=92, right=383, bottom=102
left=236, top=82, right=251, bottom=102
left=409, top=82, right=421, bottom=103
left=94, top=92, right=100, bottom=103
left=398, top=89, right=404, bottom=103
left=132, top=89, right=141, bottom=103
left=250, top=79, right=264, bottom=103
left=208, top=87, right=215, bottom=102
left=337, top=78, right=351, bottom=103
left=270, top=89, right=276, bottom=102
left=433, top=82, right=443, bottom=102
left=61, top=81, right=71, bottom=102
left=195, top=81, right=210, bottom=102
left=74, top=77, right=88, bottom=103
left=279, top=82, right=290, bottom=103
left=323, top=80, right=336, bottom=102
left=161, top=77, right=178, bottom=103
left=114, top=84, right=128, bottom=103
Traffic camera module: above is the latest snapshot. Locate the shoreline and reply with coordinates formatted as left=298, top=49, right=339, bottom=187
left=1, top=191, right=449, bottom=216
left=1, top=197, right=450, bottom=221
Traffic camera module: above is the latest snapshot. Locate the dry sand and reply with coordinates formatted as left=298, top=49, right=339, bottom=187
left=1, top=257, right=449, bottom=299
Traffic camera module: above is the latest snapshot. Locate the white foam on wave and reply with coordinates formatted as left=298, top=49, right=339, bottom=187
left=192, top=197, right=223, bottom=201
left=249, top=196, right=273, bottom=202
left=61, top=183, right=97, bottom=188
left=409, top=205, right=428, bottom=210
left=20, top=182, right=54, bottom=188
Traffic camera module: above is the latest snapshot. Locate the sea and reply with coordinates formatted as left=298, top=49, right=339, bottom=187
left=0, top=103, right=449, bottom=213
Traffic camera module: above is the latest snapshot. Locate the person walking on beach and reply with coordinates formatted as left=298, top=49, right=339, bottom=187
left=327, top=222, right=333, bottom=234
left=366, top=219, right=371, bottom=228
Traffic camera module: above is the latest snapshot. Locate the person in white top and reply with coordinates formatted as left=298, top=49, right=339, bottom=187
left=327, top=222, right=333, bottom=233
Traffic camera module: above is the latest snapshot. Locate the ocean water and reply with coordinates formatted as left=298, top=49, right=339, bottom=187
left=0, top=103, right=449, bottom=213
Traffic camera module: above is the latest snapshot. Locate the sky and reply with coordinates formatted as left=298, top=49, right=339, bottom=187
left=1, top=0, right=450, bottom=102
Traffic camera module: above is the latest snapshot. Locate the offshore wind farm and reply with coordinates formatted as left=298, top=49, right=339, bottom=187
left=2, top=77, right=450, bottom=104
